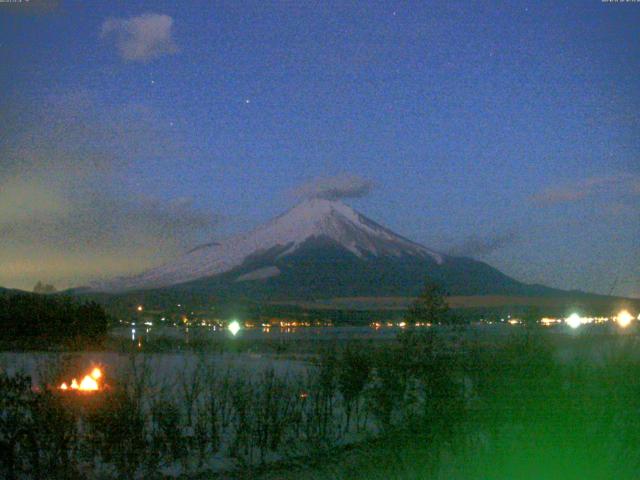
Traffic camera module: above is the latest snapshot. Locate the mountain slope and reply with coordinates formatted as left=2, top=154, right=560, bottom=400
left=96, top=199, right=559, bottom=299
left=165, top=237, right=557, bottom=301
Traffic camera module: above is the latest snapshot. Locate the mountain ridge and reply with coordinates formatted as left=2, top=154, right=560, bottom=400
left=90, top=198, right=572, bottom=301
left=95, top=198, right=445, bottom=292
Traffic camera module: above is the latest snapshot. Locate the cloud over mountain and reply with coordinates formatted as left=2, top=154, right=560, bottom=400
left=294, top=174, right=373, bottom=201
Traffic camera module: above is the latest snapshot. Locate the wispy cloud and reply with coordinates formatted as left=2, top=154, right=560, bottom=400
left=447, top=232, right=519, bottom=257
left=0, top=0, right=60, bottom=15
left=0, top=191, right=220, bottom=257
left=101, top=13, right=178, bottom=62
left=0, top=92, right=218, bottom=290
left=293, top=174, right=374, bottom=201
left=531, top=174, right=640, bottom=207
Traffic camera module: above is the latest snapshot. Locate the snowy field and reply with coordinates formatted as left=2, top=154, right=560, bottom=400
left=0, top=351, right=309, bottom=391
left=0, top=351, right=323, bottom=477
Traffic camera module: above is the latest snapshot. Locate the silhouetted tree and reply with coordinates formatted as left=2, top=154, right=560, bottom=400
left=405, top=278, right=455, bottom=325
left=33, top=281, right=57, bottom=294
left=0, top=293, right=108, bottom=347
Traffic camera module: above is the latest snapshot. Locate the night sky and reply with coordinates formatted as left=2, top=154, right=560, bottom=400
left=1, top=1, right=638, bottom=297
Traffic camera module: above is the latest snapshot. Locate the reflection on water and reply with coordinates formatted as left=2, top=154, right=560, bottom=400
left=111, top=321, right=612, bottom=347
left=113, top=325, right=405, bottom=342
left=112, top=322, right=545, bottom=344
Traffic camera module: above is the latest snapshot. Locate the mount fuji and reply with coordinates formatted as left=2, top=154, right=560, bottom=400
left=95, top=199, right=556, bottom=300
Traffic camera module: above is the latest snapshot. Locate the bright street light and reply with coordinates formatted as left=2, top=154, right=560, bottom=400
left=228, top=320, right=241, bottom=336
left=566, top=313, right=582, bottom=329
left=617, top=310, right=633, bottom=328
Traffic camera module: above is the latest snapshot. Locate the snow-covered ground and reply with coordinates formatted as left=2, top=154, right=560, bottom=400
left=0, top=351, right=308, bottom=390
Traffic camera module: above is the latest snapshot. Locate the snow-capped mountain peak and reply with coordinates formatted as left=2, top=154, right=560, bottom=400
left=262, top=198, right=442, bottom=260
left=97, top=199, right=444, bottom=292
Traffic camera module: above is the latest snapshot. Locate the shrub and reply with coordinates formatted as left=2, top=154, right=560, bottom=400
left=85, top=390, right=146, bottom=479
left=338, top=344, right=371, bottom=433
left=0, top=373, right=36, bottom=479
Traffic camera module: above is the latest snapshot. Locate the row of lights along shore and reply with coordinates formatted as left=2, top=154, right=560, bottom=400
left=565, top=310, right=636, bottom=330
left=132, top=305, right=638, bottom=333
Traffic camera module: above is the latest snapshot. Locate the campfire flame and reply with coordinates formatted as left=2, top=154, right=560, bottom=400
left=58, top=367, right=103, bottom=393
left=78, top=375, right=99, bottom=391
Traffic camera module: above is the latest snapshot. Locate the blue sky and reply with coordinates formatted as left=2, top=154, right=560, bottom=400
left=0, top=0, right=638, bottom=296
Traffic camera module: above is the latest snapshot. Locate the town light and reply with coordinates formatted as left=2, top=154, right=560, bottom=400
left=566, top=313, right=582, bottom=329
left=228, top=320, right=241, bottom=336
left=617, top=310, right=633, bottom=328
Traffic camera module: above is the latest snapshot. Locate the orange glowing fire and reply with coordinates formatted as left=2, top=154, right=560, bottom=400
left=58, top=367, right=103, bottom=392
